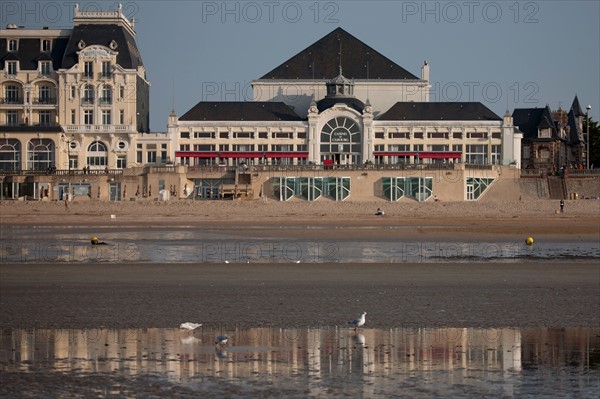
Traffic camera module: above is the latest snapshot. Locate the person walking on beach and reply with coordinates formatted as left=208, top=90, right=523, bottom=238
left=560, top=199, right=564, bottom=213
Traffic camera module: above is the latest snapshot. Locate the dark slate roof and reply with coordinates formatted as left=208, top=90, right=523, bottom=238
left=378, top=102, right=501, bottom=121
left=179, top=102, right=304, bottom=122
left=260, top=27, right=418, bottom=80
left=571, top=95, right=585, bottom=117
left=567, top=109, right=582, bottom=144
left=512, top=106, right=559, bottom=140
left=0, top=37, right=69, bottom=70
left=317, top=97, right=365, bottom=113
left=61, top=24, right=143, bottom=69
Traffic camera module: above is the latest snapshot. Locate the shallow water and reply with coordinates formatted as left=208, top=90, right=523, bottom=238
left=1, top=327, right=598, bottom=398
left=1, top=225, right=599, bottom=264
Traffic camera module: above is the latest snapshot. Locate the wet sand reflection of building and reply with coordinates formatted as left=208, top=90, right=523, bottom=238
left=2, top=327, right=598, bottom=392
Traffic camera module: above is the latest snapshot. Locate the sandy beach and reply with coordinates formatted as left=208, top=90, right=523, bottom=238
left=1, top=199, right=599, bottom=398
left=1, top=198, right=599, bottom=330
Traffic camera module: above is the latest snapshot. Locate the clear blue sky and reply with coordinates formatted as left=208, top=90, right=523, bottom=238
left=6, top=0, right=599, bottom=131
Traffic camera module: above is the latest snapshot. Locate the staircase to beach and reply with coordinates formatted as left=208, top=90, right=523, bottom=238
left=547, top=176, right=566, bottom=199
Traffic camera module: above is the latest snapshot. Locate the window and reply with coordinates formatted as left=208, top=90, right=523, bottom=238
left=40, top=61, right=51, bottom=75
left=180, top=132, right=190, bottom=139
left=71, top=110, right=76, bottom=124
left=38, top=85, right=53, bottom=104
left=101, top=110, right=111, bottom=125
left=147, top=151, right=157, bottom=163
left=101, top=61, right=111, bottom=78
left=116, top=156, right=127, bottom=169
left=27, top=138, right=55, bottom=171
left=7, top=61, right=17, bottom=75
left=83, top=85, right=94, bottom=104
left=39, top=111, right=51, bottom=126
left=119, top=110, right=124, bottom=124
left=8, top=40, right=17, bottom=51
left=101, top=85, right=112, bottom=104
left=83, top=61, right=93, bottom=78
left=5, top=85, right=20, bottom=103
left=119, top=86, right=124, bottom=99
left=87, top=141, right=108, bottom=167
left=466, top=144, right=488, bottom=164
left=84, top=110, right=94, bottom=125
left=41, top=39, right=51, bottom=52
left=70, top=86, right=76, bottom=98
left=6, top=111, right=19, bottom=126
left=0, top=138, right=21, bottom=171
left=413, top=144, right=424, bottom=152
left=137, top=149, right=142, bottom=163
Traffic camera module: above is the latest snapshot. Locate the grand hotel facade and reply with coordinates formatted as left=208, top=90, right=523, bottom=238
left=1, top=6, right=526, bottom=202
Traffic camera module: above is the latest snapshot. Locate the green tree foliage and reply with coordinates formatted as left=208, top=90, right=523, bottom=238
left=584, top=117, right=600, bottom=168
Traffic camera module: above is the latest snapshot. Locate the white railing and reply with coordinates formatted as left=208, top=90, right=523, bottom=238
left=63, top=125, right=135, bottom=133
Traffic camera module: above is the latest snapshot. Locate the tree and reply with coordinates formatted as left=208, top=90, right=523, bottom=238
left=584, top=117, right=600, bottom=168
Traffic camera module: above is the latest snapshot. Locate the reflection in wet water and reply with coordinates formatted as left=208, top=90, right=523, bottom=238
left=1, top=225, right=599, bottom=264
left=1, top=327, right=598, bottom=398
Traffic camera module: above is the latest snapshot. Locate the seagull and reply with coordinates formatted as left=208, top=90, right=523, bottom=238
left=180, top=322, right=202, bottom=331
left=215, top=334, right=230, bottom=345
left=348, top=312, right=367, bottom=330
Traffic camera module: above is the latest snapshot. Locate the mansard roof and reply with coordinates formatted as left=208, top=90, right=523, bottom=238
left=0, top=37, right=69, bottom=70
left=378, top=102, right=501, bottom=121
left=179, top=102, right=304, bottom=122
left=61, top=24, right=143, bottom=69
left=260, top=27, right=418, bottom=80
left=512, top=106, right=560, bottom=140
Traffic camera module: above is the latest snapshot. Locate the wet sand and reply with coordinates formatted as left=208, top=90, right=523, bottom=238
left=1, top=262, right=598, bottom=329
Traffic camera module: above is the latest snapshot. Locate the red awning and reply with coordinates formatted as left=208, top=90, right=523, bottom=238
left=373, top=151, right=462, bottom=159
left=175, top=151, right=308, bottom=159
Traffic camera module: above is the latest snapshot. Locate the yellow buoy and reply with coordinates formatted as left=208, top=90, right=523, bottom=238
left=525, top=237, right=534, bottom=245
left=91, top=236, right=99, bottom=245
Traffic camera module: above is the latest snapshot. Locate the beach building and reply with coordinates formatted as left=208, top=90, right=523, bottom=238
left=514, top=96, right=587, bottom=171
left=172, top=28, right=521, bottom=169
left=0, top=4, right=153, bottom=200
left=3, top=10, right=594, bottom=202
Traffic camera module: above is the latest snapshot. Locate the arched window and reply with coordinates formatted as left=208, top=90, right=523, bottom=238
left=100, top=84, right=112, bottom=104
left=0, top=138, right=21, bottom=171
left=27, top=138, right=55, bottom=171
left=87, top=141, right=108, bottom=168
left=320, top=117, right=362, bottom=164
left=83, top=84, right=94, bottom=104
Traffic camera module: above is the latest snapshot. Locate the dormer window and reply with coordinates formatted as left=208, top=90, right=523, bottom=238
left=41, top=39, right=51, bottom=52
left=101, top=61, right=111, bottom=78
left=83, top=61, right=93, bottom=79
left=8, top=40, right=17, bottom=52
left=6, top=61, right=18, bottom=75
left=40, top=61, right=52, bottom=75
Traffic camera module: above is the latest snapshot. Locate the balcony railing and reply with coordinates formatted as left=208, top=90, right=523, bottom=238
left=99, top=72, right=112, bottom=79
left=63, top=124, right=135, bottom=133
left=98, top=97, right=113, bottom=105
left=81, top=98, right=95, bottom=105
left=32, top=97, right=57, bottom=105
left=0, top=97, right=23, bottom=104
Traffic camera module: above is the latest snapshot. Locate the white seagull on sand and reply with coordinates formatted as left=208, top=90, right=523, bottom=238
left=348, top=312, right=367, bottom=330
left=180, top=322, right=202, bottom=331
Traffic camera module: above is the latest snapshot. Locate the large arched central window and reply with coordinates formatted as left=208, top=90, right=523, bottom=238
left=87, top=141, right=108, bottom=168
left=27, top=138, right=55, bottom=171
left=320, top=117, right=362, bottom=164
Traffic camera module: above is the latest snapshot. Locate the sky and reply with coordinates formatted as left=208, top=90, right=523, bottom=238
left=4, top=0, right=599, bottom=132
